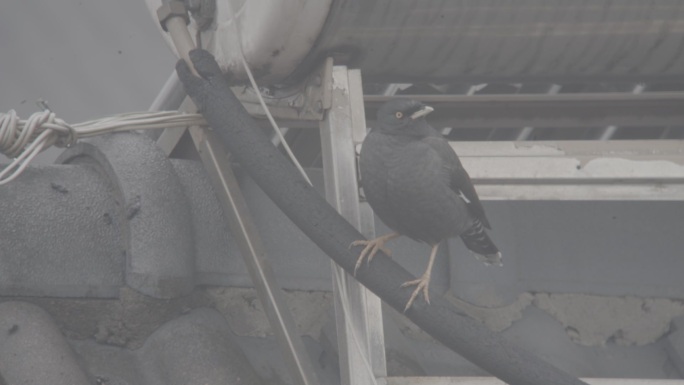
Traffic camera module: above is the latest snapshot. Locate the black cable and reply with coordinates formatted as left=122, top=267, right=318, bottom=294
left=177, top=49, right=588, bottom=385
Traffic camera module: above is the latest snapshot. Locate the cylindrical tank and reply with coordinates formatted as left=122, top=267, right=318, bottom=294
left=147, top=0, right=684, bottom=84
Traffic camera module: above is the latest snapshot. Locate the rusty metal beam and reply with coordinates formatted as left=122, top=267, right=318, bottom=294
left=363, top=92, right=684, bottom=129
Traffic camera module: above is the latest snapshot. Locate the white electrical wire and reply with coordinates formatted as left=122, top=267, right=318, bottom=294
left=239, top=57, right=313, bottom=187
left=222, top=2, right=312, bottom=187
left=0, top=109, right=206, bottom=185
left=332, top=266, right=381, bottom=385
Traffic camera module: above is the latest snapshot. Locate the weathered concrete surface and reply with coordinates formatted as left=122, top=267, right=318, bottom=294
left=534, top=294, right=684, bottom=346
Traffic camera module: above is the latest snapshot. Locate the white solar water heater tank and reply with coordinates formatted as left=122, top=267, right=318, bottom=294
left=146, top=0, right=684, bottom=85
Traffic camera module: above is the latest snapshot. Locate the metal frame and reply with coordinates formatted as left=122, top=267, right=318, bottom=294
left=320, top=66, right=387, bottom=385
left=246, top=90, right=684, bottom=132
left=236, top=58, right=333, bottom=122
left=364, top=92, right=684, bottom=129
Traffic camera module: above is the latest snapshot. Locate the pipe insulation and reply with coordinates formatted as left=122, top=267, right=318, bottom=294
left=176, top=48, right=589, bottom=385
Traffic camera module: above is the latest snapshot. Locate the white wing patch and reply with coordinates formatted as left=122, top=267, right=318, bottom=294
left=457, top=190, right=471, bottom=204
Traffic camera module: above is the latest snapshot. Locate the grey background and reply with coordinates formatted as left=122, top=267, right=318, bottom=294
left=0, top=0, right=175, bottom=162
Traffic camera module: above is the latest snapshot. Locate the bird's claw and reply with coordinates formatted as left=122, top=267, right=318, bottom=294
left=350, top=239, right=392, bottom=276
left=401, top=276, right=431, bottom=312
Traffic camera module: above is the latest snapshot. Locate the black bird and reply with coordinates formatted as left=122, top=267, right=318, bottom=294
left=352, top=98, right=502, bottom=311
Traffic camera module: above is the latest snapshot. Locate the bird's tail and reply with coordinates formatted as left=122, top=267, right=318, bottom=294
left=460, top=219, right=502, bottom=266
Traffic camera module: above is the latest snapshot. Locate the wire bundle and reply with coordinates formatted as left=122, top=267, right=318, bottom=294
left=0, top=109, right=206, bottom=185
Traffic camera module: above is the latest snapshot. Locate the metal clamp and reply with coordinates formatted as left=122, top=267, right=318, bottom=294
left=235, top=57, right=333, bottom=122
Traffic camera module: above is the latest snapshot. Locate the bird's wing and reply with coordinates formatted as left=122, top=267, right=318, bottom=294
left=423, top=136, right=492, bottom=229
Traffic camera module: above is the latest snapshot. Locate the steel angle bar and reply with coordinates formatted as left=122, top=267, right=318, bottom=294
left=189, top=126, right=319, bottom=385
left=364, top=92, right=684, bottom=129
left=156, top=96, right=195, bottom=156
left=149, top=71, right=187, bottom=113
left=320, top=66, right=387, bottom=385
left=156, top=7, right=319, bottom=382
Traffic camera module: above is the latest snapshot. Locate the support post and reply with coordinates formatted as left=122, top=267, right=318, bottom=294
left=320, top=65, right=387, bottom=385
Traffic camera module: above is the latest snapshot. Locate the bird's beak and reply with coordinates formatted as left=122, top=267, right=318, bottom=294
left=410, top=105, right=434, bottom=120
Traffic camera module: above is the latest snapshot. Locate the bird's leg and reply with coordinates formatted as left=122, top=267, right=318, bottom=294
left=350, top=232, right=400, bottom=275
left=401, top=244, right=440, bottom=312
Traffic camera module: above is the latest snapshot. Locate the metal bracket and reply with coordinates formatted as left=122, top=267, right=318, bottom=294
left=157, top=58, right=334, bottom=155
left=234, top=57, right=333, bottom=122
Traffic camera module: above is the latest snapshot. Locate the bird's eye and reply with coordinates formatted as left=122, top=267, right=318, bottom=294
left=395, top=112, right=403, bottom=119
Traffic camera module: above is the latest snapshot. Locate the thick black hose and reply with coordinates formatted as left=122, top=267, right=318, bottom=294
left=177, top=49, right=588, bottom=385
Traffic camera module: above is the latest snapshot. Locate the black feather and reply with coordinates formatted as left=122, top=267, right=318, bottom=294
left=360, top=98, right=501, bottom=262
left=460, top=219, right=502, bottom=265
